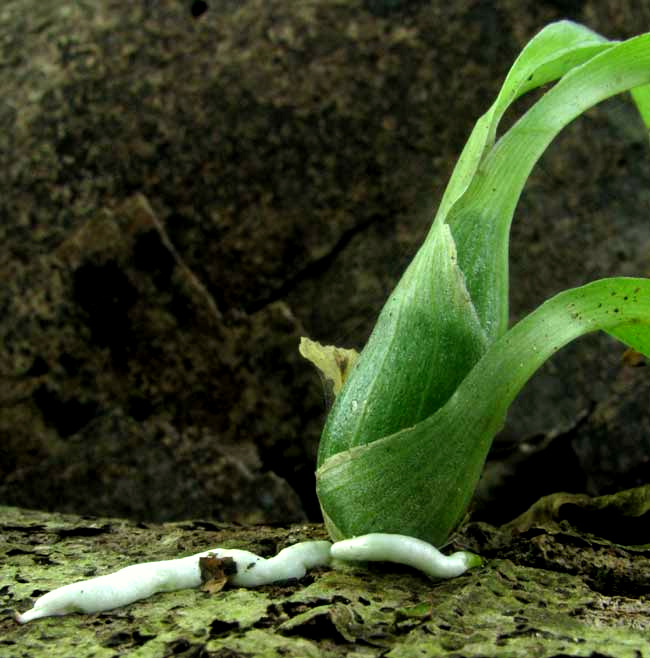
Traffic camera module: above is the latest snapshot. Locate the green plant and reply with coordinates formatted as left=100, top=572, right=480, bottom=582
left=308, top=21, right=650, bottom=547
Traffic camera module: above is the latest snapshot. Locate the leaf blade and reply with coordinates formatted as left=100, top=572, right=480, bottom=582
left=317, top=278, right=650, bottom=545
left=434, top=20, right=612, bottom=226
left=317, top=223, right=487, bottom=465
left=446, top=33, right=650, bottom=341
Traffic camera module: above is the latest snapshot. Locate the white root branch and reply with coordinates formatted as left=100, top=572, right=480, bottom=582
left=331, top=533, right=482, bottom=579
left=15, top=541, right=332, bottom=624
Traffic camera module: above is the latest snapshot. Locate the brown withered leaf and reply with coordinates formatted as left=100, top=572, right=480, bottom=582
left=199, top=554, right=237, bottom=594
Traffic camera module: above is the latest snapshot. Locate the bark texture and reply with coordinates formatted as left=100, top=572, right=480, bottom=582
left=2, top=494, right=649, bottom=657
left=0, top=0, right=649, bottom=547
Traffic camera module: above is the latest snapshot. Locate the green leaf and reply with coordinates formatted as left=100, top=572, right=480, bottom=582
left=317, top=278, right=650, bottom=545
left=446, top=32, right=650, bottom=342
left=434, top=20, right=611, bottom=224
left=318, top=223, right=487, bottom=464
left=631, top=83, right=650, bottom=141
left=318, top=24, right=648, bottom=466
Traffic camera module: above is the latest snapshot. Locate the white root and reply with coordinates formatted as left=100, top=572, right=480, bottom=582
left=15, top=540, right=332, bottom=624
left=15, top=534, right=482, bottom=623
left=330, top=533, right=481, bottom=579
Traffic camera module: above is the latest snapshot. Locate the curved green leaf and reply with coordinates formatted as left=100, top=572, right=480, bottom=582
left=317, top=278, right=650, bottom=545
left=318, top=223, right=487, bottom=464
left=631, top=83, right=650, bottom=134
left=435, top=20, right=611, bottom=223
left=446, top=33, right=650, bottom=342
left=318, top=25, right=650, bottom=466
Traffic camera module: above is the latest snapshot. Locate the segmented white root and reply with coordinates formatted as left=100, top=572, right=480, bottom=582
left=331, top=533, right=481, bottom=579
left=15, top=540, right=332, bottom=624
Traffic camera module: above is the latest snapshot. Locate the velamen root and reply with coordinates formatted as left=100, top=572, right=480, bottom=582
left=15, top=535, right=482, bottom=623
left=331, top=533, right=482, bottom=579
left=15, top=540, right=332, bottom=624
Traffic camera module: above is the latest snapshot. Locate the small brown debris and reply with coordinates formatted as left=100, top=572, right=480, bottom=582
left=199, top=554, right=237, bottom=593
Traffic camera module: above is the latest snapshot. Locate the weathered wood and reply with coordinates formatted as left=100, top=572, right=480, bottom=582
left=2, top=498, right=649, bottom=657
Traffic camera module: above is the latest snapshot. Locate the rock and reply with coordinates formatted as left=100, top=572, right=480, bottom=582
left=0, top=0, right=648, bottom=523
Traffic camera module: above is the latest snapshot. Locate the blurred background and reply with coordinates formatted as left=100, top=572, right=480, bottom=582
left=1, top=0, right=648, bottom=527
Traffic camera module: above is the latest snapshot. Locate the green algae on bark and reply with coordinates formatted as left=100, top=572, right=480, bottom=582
left=2, top=505, right=650, bottom=657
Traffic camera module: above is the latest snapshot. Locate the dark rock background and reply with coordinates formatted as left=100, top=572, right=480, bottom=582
left=0, top=0, right=648, bottom=526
